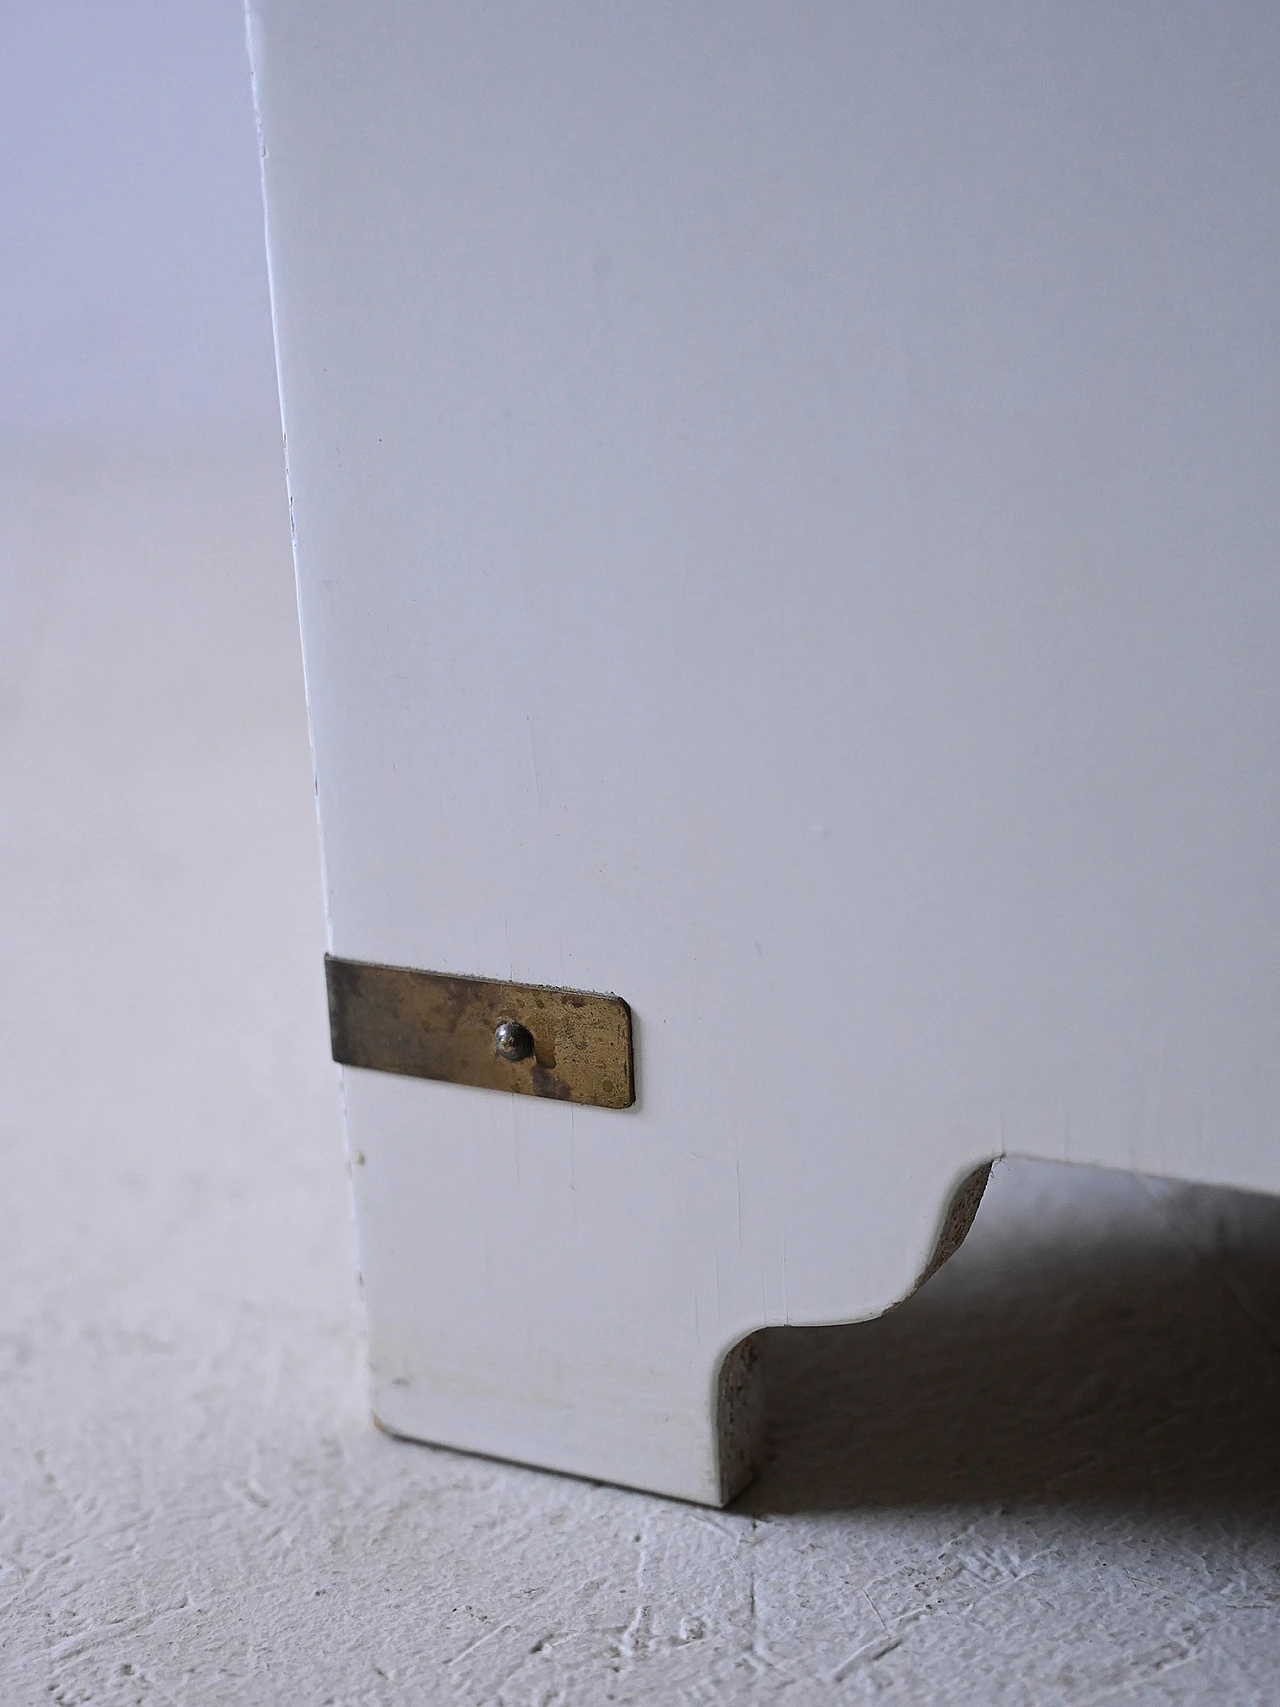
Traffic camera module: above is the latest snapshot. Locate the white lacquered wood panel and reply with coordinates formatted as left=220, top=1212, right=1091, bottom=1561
left=250, top=1, right=1280, bottom=1500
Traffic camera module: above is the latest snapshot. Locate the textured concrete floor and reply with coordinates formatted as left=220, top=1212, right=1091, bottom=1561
left=2, top=440, right=1278, bottom=1704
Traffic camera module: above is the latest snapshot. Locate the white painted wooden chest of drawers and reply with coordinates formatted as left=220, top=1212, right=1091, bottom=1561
left=248, top=2, right=1280, bottom=1503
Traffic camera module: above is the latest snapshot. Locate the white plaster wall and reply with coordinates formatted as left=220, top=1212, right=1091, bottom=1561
left=0, top=0, right=275, bottom=439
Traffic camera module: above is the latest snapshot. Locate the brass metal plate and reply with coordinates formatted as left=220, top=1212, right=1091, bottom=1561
left=325, top=956, right=634, bottom=1108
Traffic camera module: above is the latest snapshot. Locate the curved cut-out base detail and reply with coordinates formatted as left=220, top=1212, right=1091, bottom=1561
left=913, top=1162, right=994, bottom=1292
left=712, top=1163, right=995, bottom=1504
left=715, top=1331, right=767, bottom=1504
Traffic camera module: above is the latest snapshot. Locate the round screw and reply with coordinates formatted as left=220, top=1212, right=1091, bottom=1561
left=493, top=1019, right=535, bottom=1063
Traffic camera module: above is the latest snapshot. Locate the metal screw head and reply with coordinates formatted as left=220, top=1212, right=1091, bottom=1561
left=493, top=1019, right=535, bottom=1063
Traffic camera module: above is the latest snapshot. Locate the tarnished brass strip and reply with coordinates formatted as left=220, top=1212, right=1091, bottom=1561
left=325, top=956, right=634, bottom=1109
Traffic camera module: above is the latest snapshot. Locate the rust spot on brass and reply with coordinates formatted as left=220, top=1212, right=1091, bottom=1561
left=325, top=956, right=634, bottom=1109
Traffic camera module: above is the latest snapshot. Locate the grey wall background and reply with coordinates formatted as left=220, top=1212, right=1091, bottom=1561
left=0, top=0, right=277, bottom=440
